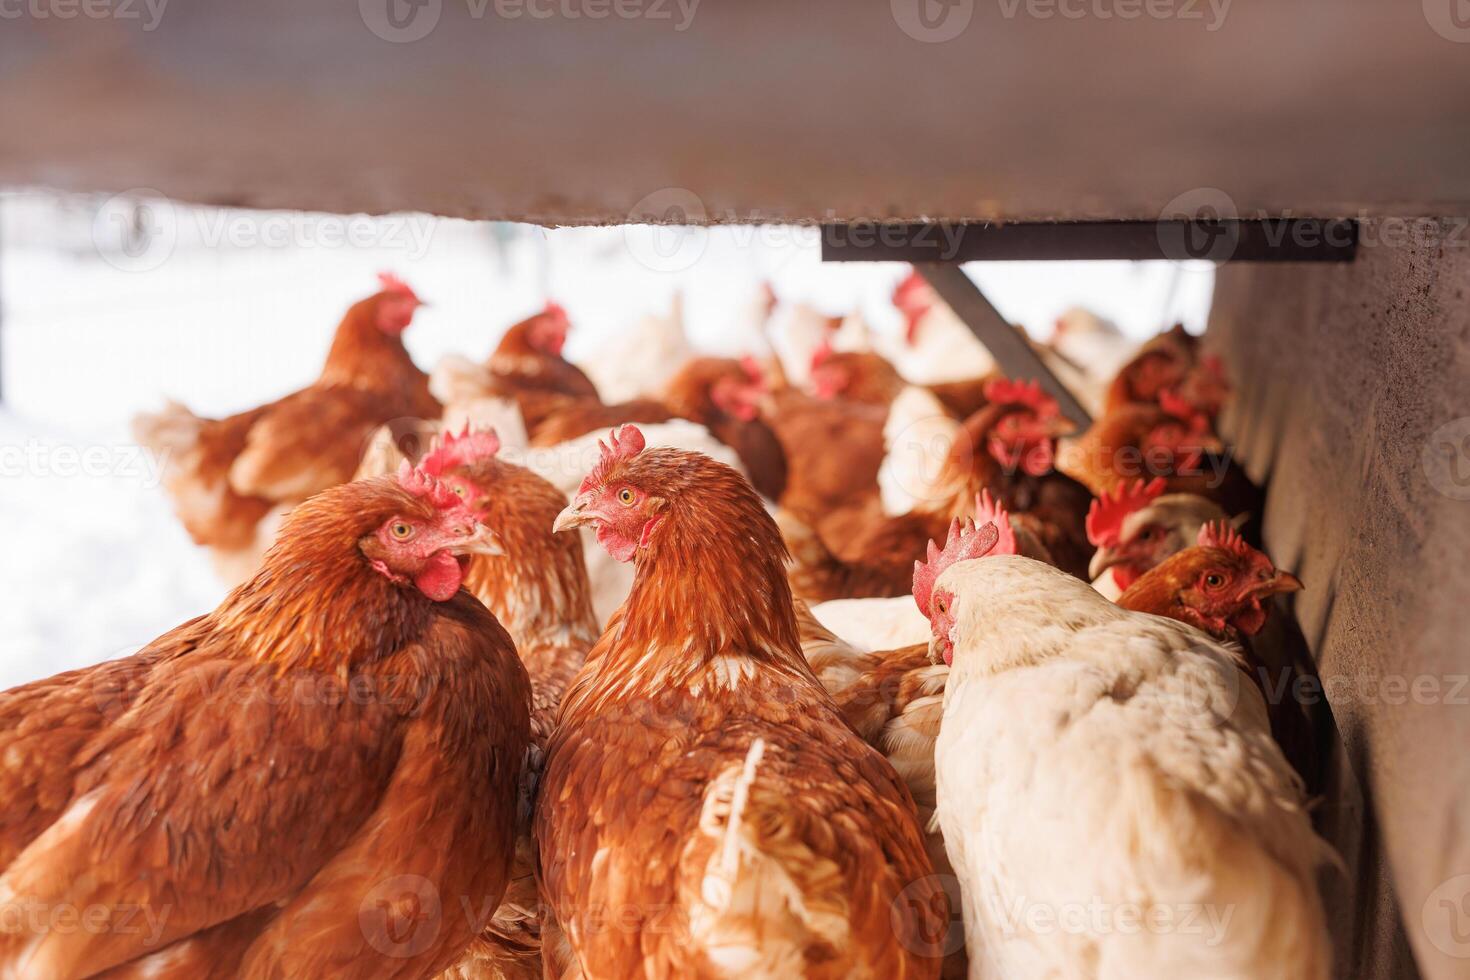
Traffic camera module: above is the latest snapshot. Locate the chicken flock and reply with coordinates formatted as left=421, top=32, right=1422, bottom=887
left=0, top=270, right=1335, bottom=979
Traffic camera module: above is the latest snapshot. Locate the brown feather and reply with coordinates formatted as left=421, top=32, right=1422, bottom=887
left=0, top=478, right=530, bottom=979
left=537, top=450, right=947, bottom=978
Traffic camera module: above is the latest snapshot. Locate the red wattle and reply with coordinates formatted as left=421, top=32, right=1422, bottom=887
left=1232, top=601, right=1267, bottom=637
left=596, top=524, right=639, bottom=564
left=414, top=551, right=464, bottom=601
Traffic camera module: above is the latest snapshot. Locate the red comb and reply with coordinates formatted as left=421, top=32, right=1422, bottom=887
left=419, top=424, right=501, bottom=477
left=912, top=517, right=1001, bottom=617
left=893, top=270, right=934, bottom=345
left=580, top=424, right=646, bottom=493
left=892, top=270, right=929, bottom=310
left=1086, top=477, right=1166, bottom=547
left=540, top=300, right=570, bottom=329
left=1198, top=354, right=1228, bottom=384
left=810, top=338, right=834, bottom=370
left=395, top=460, right=460, bottom=510
left=759, top=281, right=778, bottom=312
left=972, top=490, right=1018, bottom=556
left=1158, top=388, right=1210, bottom=431
left=377, top=271, right=418, bottom=299
left=982, top=378, right=1060, bottom=419
left=1197, top=519, right=1254, bottom=558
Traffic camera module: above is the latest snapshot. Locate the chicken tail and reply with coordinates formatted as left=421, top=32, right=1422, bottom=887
left=131, top=398, right=203, bottom=462
left=132, top=400, right=273, bottom=557
left=682, top=740, right=850, bottom=978
left=792, top=600, right=864, bottom=688
left=430, top=353, right=501, bottom=407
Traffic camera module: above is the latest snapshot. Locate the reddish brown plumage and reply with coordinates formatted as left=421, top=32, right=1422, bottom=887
left=1060, top=399, right=1261, bottom=522
left=1101, top=324, right=1202, bottom=414
left=808, top=347, right=994, bottom=421
left=766, top=382, right=888, bottom=518
left=662, top=356, right=789, bottom=500
left=527, top=396, right=675, bottom=448
left=784, top=388, right=1091, bottom=600
left=1114, top=531, right=1301, bottom=647
left=134, top=278, right=441, bottom=581
left=1116, top=536, right=1315, bottom=782
left=486, top=306, right=600, bottom=436
left=422, top=430, right=600, bottom=980
left=517, top=353, right=790, bottom=501
left=0, top=476, right=530, bottom=979
left=426, top=433, right=599, bottom=744
left=537, top=437, right=946, bottom=978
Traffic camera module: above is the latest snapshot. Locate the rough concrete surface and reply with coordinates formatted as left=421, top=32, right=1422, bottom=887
left=1210, top=222, right=1470, bottom=980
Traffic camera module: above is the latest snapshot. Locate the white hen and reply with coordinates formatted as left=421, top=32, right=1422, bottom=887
left=877, top=385, right=962, bottom=517
left=883, top=273, right=996, bottom=385
left=578, top=292, right=694, bottom=402
left=927, top=549, right=1332, bottom=980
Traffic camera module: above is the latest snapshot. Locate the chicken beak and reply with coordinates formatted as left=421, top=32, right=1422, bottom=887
left=448, top=521, right=503, bottom=557
left=1258, top=569, right=1304, bottom=597
left=1088, top=545, right=1124, bottom=581
left=553, top=498, right=595, bottom=534
left=1047, top=416, right=1079, bottom=439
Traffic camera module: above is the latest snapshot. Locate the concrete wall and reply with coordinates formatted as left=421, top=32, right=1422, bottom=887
left=1208, top=222, right=1470, bottom=979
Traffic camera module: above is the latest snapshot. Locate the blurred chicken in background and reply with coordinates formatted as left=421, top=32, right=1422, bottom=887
left=133, top=273, right=438, bottom=585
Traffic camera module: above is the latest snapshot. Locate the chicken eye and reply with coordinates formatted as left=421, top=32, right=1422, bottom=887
left=451, top=485, right=466, bottom=497
left=1204, top=573, right=1224, bottom=587
left=617, top=487, right=636, bottom=506
left=391, top=522, right=415, bottom=540
left=935, top=597, right=947, bottom=614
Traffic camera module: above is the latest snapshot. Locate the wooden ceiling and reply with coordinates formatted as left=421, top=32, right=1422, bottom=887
left=3, top=1, right=1468, bottom=223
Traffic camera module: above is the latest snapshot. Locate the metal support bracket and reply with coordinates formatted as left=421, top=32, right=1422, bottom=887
left=915, top=263, right=1093, bottom=428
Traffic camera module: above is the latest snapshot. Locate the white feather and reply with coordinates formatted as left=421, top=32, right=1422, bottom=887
left=810, top=596, right=930, bottom=652
left=878, top=385, right=960, bottom=516
left=933, top=556, right=1333, bottom=980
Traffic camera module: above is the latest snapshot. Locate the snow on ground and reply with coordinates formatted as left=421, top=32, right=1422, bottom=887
left=0, top=190, right=1213, bottom=688
left=0, top=409, right=225, bottom=684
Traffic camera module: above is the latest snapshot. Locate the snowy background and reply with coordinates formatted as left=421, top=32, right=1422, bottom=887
left=0, top=189, right=1214, bottom=688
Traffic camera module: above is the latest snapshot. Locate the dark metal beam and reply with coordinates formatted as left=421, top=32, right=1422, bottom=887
left=822, top=220, right=1358, bottom=264
left=915, top=264, right=1092, bottom=429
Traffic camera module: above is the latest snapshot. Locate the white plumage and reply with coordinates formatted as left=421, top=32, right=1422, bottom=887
left=767, top=302, right=840, bottom=387
left=932, top=555, right=1332, bottom=980
left=877, top=385, right=961, bottom=517
left=882, top=298, right=995, bottom=386
left=578, top=292, right=694, bottom=402
left=810, top=596, right=931, bottom=652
